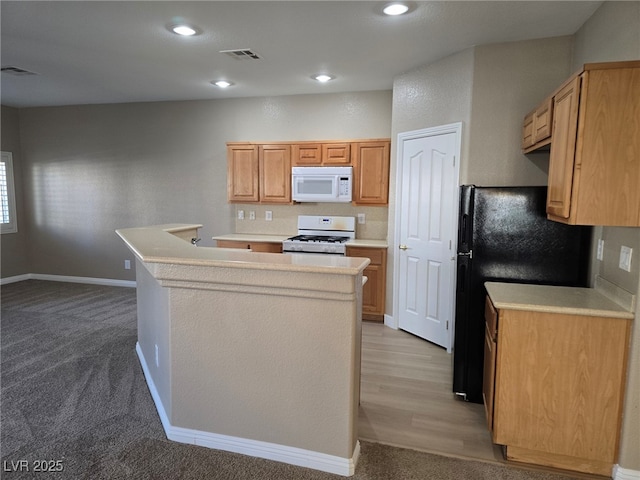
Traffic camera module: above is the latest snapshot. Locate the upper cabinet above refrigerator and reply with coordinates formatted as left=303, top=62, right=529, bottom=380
left=523, top=60, right=640, bottom=227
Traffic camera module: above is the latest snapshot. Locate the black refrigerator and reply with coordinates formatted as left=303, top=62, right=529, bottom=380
left=452, top=185, right=592, bottom=403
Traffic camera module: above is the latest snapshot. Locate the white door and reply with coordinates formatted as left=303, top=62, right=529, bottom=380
left=394, top=124, right=461, bottom=351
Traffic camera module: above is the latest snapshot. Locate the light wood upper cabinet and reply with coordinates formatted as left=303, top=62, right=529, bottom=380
left=259, top=144, right=291, bottom=203
left=227, top=143, right=291, bottom=204
left=227, top=144, right=259, bottom=203
left=229, top=138, right=391, bottom=205
left=546, top=75, right=581, bottom=219
left=291, top=144, right=322, bottom=166
left=292, top=142, right=351, bottom=166
left=485, top=296, right=631, bottom=476
left=322, top=143, right=351, bottom=165
left=532, top=60, right=640, bottom=226
left=522, top=97, right=553, bottom=152
left=352, top=141, right=390, bottom=205
left=521, top=112, right=535, bottom=150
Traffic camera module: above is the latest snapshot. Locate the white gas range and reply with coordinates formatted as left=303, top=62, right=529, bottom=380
left=282, top=215, right=355, bottom=255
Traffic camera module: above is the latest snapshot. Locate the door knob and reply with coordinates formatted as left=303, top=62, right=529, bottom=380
left=399, top=244, right=409, bottom=250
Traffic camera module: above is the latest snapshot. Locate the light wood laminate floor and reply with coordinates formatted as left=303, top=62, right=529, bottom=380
left=358, top=321, right=504, bottom=463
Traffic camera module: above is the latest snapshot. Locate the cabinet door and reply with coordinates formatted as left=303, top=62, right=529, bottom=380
left=259, top=145, right=291, bottom=203
left=533, top=97, right=553, bottom=144
left=522, top=112, right=535, bottom=150
left=547, top=76, right=581, bottom=219
left=353, top=141, right=390, bottom=205
left=292, top=144, right=322, bottom=166
left=347, top=246, right=386, bottom=321
left=483, top=324, right=497, bottom=435
left=322, top=143, right=351, bottom=165
left=483, top=297, right=498, bottom=435
left=227, top=145, right=259, bottom=203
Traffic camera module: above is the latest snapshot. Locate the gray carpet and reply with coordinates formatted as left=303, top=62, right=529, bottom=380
left=1, top=280, right=582, bottom=479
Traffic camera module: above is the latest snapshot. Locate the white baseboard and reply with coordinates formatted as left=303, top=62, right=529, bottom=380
left=0, top=273, right=135, bottom=288
left=135, top=343, right=359, bottom=477
left=384, top=313, right=397, bottom=329
left=614, top=465, right=640, bottom=480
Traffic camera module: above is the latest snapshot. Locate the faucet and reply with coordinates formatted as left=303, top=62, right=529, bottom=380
left=191, top=237, right=201, bottom=246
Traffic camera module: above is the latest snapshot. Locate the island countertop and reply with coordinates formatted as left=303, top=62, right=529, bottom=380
left=117, top=224, right=370, bottom=274
left=485, top=281, right=635, bottom=319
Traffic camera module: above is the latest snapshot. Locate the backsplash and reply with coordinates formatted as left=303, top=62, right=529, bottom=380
left=233, top=204, right=388, bottom=240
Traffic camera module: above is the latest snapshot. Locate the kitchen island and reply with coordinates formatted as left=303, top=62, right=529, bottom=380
left=116, top=224, right=370, bottom=476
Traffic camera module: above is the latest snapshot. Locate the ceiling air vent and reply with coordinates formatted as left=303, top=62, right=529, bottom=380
left=1, top=66, right=39, bottom=76
left=220, top=49, right=261, bottom=60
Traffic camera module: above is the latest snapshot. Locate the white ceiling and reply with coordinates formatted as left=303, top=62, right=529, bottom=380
left=1, top=1, right=603, bottom=108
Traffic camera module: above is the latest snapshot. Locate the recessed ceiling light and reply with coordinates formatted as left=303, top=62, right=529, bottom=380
left=170, top=24, right=199, bottom=36
left=212, top=80, right=234, bottom=88
left=383, top=3, right=410, bottom=15
left=313, top=74, right=335, bottom=83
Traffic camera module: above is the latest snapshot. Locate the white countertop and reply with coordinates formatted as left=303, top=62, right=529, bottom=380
left=117, top=224, right=369, bottom=275
left=485, top=282, right=635, bottom=319
left=212, top=233, right=388, bottom=249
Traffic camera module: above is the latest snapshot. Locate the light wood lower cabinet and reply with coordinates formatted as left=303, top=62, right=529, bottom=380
left=346, top=246, right=386, bottom=322
left=484, top=296, right=631, bottom=476
left=216, top=239, right=283, bottom=253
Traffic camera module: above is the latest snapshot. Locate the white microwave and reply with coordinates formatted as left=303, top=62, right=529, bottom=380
left=292, top=166, right=353, bottom=203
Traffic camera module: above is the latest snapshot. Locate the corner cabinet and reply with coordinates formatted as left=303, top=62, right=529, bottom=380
left=484, top=295, right=631, bottom=476
left=532, top=60, right=640, bottom=226
left=346, top=246, right=386, bottom=321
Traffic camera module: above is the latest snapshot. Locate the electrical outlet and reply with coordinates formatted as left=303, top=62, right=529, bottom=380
left=124, top=259, right=131, bottom=270
left=597, top=239, right=604, bottom=261
left=357, top=213, right=366, bottom=224
left=238, top=210, right=244, bottom=220
left=265, top=211, right=273, bottom=221
left=249, top=211, right=256, bottom=220
left=619, top=246, right=633, bottom=272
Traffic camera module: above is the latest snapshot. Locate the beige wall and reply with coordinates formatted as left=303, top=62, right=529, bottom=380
left=467, top=36, right=573, bottom=186
left=571, top=1, right=640, bottom=472
left=387, top=36, right=573, bottom=316
left=13, top=91, right=391, bottom=281
left=0, top=106, right=29, bottom=277
left=388, top=48, right=475, bottom=315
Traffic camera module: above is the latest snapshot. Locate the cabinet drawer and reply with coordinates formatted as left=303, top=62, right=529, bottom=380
left=346, top=247, right=384, bottom=264
left=322, top=143, right=351, bottom=165
left=484, top=296, right=498, bottom=340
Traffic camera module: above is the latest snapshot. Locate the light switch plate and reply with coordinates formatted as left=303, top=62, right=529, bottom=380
left=619, top=245, right=633, bottom=272
left=357, top=213, right=366, bottom=224
left=597, top=239, right=604, bottom=261
left=265, top=211, right=272, bottom=221
left=238, top=210, right=244, bottom=220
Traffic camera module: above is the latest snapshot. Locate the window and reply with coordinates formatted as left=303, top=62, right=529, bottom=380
left=1, top=151, right=18, bottom=234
